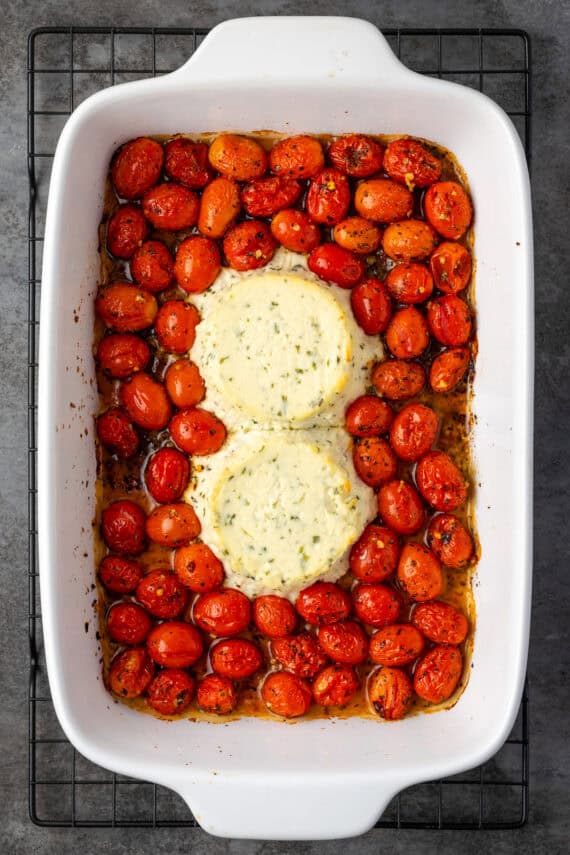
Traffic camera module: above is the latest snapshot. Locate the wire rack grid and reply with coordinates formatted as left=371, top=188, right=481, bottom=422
left=27, top=25, right=531, bottom=831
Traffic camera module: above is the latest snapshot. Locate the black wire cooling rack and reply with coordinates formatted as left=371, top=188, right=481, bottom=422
left=28, top=26, right=531, bottom=830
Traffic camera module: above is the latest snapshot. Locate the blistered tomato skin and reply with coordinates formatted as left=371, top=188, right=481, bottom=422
left=169, top=408, right=227, bottom=456
left=424, top=181, right=473, bottom=240
left=353, top=583, right=402, bottom=628
left=253, top=595, right=297, bottom=638
left=107, top=602, right=152, bottom=645
left=308, top=244, right=365, bottom=288
left=174, top=543, right=225, bottom=593
left=416, top=450, right=468, bottom=511
left=198, top=177, right=241, bottom=239
left=174, top=235, right=221, bottom=295
left=368, top=666, right=413, bottom=720
left=261, top=672, right=313, bottom=718
left=164, top=138, right=213, bottom=189
left=120, top=372, right=172, bottom=431
left=383, top=138, right=442, bottom=188
left=111, top=137, right=164, bottom=200
left=306, top=168, right=351, bottom=225
left=142, top=183, right=199, bottom=231
left=136, top=568, right=189, bottom=619
left=270, top=209, right=321, bottom=253
left=427, top=513, right=474, bottom=568
left=429, top=347, right=470, bottom=393
left=352, top=436, right=398, bottom=487
left=197, top=674, right=237, bottom=715
left=371, top=360, right=426, bottom=401
left=345, top=395, right=394, bottom=438
left=96, top=333, right=150, bottom=378
left=147, top=621, right=204, bottom=669
left=145, top=503, right=201, bottom=548
left=328, top=134, right=384, bottom=177
left=144, top=448, right=190, bottom=504
left=96, top=408, right=139, bottom=458
left=318, top=620, right=369, bottom=665
left=385, top=306, right=430, bottom=360
left=210, top=638, right=263, bottom=679
left=101, top=500, right=147, bottom=555
left=164, top=359, right=206, bottom=409
left=208, top=134, right=268, bottom=181
left=413, top=645, right=463, bottom=704
left=377, top=480, right=425, bottom=535
left=193, top=588, right=252, bottom=637
left=369, top=624, right=425, bottom=666
left=430, top=242, right=472, bottom=293
left=223, top=220, right=277, bottom=271
left=350, top=277, right=393, bottom=335
left=296, top=582, right=352, bottom=626
left=155, top=300, right=200, bottom=354
left=271, top=633, right=328, bottom=678
left=389, top=402, right=440, bottom=461
left=385, top=263, right=434, bottom=305
left=333, top=217, right=382, bottom=254
left=355, top=178, right=413, bottom=224
left=312, top=664, right=360, bottom=707
left=107, top=205, right=148, bottom=259
left=109, top=648, right=155, bottom=698
left=383, top=219, right=438, bottom=262
left=427, top=295, right=472, bottom=346
left=98, top=555, right=142, bottom=594
left=269, top=135, right=325, bottom=178
left=96, top=284, right=157, bottom=333
left=242, top=176, right=302, bottom=217
left=131, top=240, right=174, bottom=292
left=146, top=669, right=195, bottom=715
left=412, top=601, right=469, bottom=645
left=349, top=524, right=400, bottom=583
left=397, top=542, right=444, bottom=602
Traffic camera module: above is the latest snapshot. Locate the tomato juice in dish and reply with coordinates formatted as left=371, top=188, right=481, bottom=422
left=94, top=132, right=477, bottom=722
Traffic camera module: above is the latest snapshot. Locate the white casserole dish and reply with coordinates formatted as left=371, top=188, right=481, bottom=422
left=39, top=16, right=533, bottom=840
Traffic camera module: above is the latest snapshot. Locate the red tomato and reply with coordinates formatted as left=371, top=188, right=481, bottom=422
left=429, top=347, right=470, bottom=393
left=416, top=450, right=468, bottom=511
left=369, top=624, right=424, bottom=666
left=412, top=601, right=469, bottom=645
left=136, top=568, right=188, bottom=619
left=164, top=359, right=205, bottom=408
left=308, top=244, right=365, bottom=288
left=223, top=220, right=276, bottom=271
left=164, top=138, right=213, bottom=189
left=424, top=181, right=473, bottom=239
left=261, top=672, right=312, bottom=718
left=271, top=633, right=328, bottom=679
left=328, top=134, right=384, bottom=177
left=120, top=372, right=172, bottom=430
left=385, top=306, right=430, bottom=359
left=155, top=300, right=200, bottom=354
left=96, top=408, right=139, bottom=458
left=352, top=437, right=398, bottom=487
left=270, top=209, right=321, bottom=252
left=383, top=138, right=442, bottom=188
left=371, top=359, right=425, bottom=400
left=349, top=524, right=400, bottom=583
left=333, top=216, right=382, bottom=254
left=345, top=395, right=394, bottom=437
left=131, top=240, right=174, bottom=292
left=101, top=500, right=146, bottom=555
left=350, top=277, right=392, bottom=334
left=355, top=178, right=413, bottom=224
left=385, top=263, right=434, bottom=304
left=109, top=647, right=155, bottom=698
left=427, top=513, right=474, bottom=568
left=197, top=176, right=241, bottom=239
left=174, top=235, right=221, bottom=294
left=241, top=176, right=302, bottom=217
left=145, top=448, right=190, bottom=504
left=269, top=135, right=325, bottom=178
left=208, top=134, right=267, bottom=181
left=318, top=620, right=369, bottom=664
left=147, top=621, right=203, bottom=668
left=413, top=645, right=463, bottom=703
left=397, top=542, right=444, bottom=602
left=193, top=588, right=251, bottom=637
left=146, top=668, right=195, bottom=715
left=107, top=205, right=147, bottom=259
left=210, top=638, right=263, bottom=679
left=312, top=664, right=360, bottom=707
left=430, top=242, right=472, bottom=294
left=252, top=595, right=297, bottom=638
left=111, top=137, right=164, bottom=199
left=174, top=543, right=224, bottom=593
left=389, top=402, right=439, bottom=461
left=296, top=582, right=351, bottom=626
left=353, top=583, right=401, bottom=628
left=169, top=408, right=227, bottom=456
left=145, top=503, right=201, bottom=547
left=377, top=480, right=425, bottom=535
left=306, top=168, right=351, bottom=225
left=96, top=284, right=157, bottom=332
left=368, top=666, right=413, bottom=720
left=96, top=333, right=150, bottom=378
left=107, top=602, right=152, bottom=645
left=382, top=219, right=438, bottom=262
left=197, top=674, right=237, bottom=714
left=142, top=183, right=199, bottom=231
left=98, top=555, right=142, bottom=594
left=427, top=295, right=472, bottom=346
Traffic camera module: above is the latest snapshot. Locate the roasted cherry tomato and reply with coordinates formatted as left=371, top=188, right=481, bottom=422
left=130, top=239, right=174, bottom=292
left=413, top=645, right=463, bottom=703
left=145, top=447, right=190, bottom=504
left=318, top=619, right=369, bottom=664
left=415, top=450, right=468, bottom=511
left=261, top=671, right=312, bottom=718
left=371, top=359, right=425, bottom=401
left=368, top=666, right=413, bottom=720
left=306, top=168, right=351, bottom=225
left=111, top=137, right=164, bottom=199
left=382, top=219, right=438, bottom=262
left=270, top=209, right=321, bottom=252
left=349, top=524, right=400, bottom=583
left=430, top=242, right=472, bottom=293
left=98, top=555, right=142, bottom=594
left=377, top=480, right=425, bottom=535
left=296, top=581, right=351, bottom=626
left=169, top=408, right=227, bottom=456
left=223, top=220, right=276, bottom=271
left=397, top=542, right=444, bottom=602
left=96, top=333, right=150, bottom=378
left=353, top=583, right=401, bottom=628
left=424, top=181, right=473, bottom=239
left=412, top=601, right=469, bottom=645
left=369, top=624, right=425, bottom=666
left=312, top=664, right=360, bottom=707
left=174, top=543, right=224, bottom=593
left=197, top=176, right=241, bottom=239
left=253, top=595, right=297, bottom=638
left=146, top=668, right=195, bottom=715
left=107, top=602, right=152, bottom=645
left=107, top=204, right=147, bottom=259
left=142, top=183, right=199, bottom=231
left=383, top=138, right=442, bottom=189
left=345, top=395, right=394, bottom=437
left=120, top=372, right=172, bottom=430
left=147, top=620, right=203, bottom=668
left=208, top=134, right=267, bottom=181
left=389, top=402, right=439, bottom=461
left=350, top=277, right=392, bottom=334
left=241, top=176, right=302, bottom=217
left=427, top=295, right=472, bottom=346
left=193, top=588, right=251, bottom=637
left=352, top=436, right=397, bottom=487
left=164, top=359, right=206, bottom=408
left=101, top=500, right=146, bottom=555
left=427, top=513, right=474, bottom=568
left=174, top=235, right=221, bottom=294
left=109, top=647, right=154, bottom=698
left=429, top=347, right=470, bottom=393
left=355, top=178, right=413, bottom=224
left=210, top=638, right=263, bottom=679
left=197, top=674, right=237, bottom=714
left=164, top=138, right=213, bottom=189
left=308, top=244, right=365, bottom=288
left=385, top=263, right=434, bottom=304
left=385, top=306, right=430, bottom=359
left=271, top=633, right=328, bottom=678
left=96, top=408, right=139, bottom=458
left=96, top=284, right=157, bottom=332
left=333, top=216, right=382, bottom=254
left=145, top=503, right=201, bottom=547
left=269, top=135, right=324, bottom=178
left=155, top=300, right=200, bottom=354
left=328, top=134, right=384, bottom=177
left=136, top=568, right=189, bottom=619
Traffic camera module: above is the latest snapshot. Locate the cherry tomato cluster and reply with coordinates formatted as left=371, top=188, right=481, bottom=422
left=96, top=132, right=476, bottom=721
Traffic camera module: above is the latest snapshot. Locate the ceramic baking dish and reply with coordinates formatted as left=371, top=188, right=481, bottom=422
left=38, top=16, right=533, bottom=840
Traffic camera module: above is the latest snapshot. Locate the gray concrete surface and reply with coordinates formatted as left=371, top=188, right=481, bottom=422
left=1, top=0, right=569, bottom=852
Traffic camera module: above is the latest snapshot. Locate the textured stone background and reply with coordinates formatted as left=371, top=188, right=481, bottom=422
left=1, top=1, right=569, bottom=852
